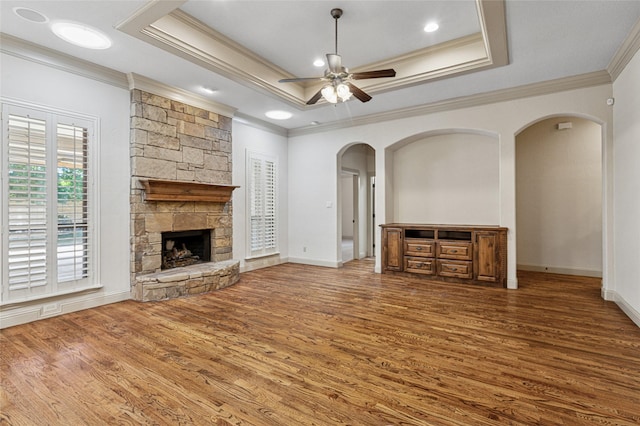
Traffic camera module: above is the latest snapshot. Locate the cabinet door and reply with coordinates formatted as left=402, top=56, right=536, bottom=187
left=383, top=228, right=403, bottom=271
left=475, top=232, right=499, bottom=282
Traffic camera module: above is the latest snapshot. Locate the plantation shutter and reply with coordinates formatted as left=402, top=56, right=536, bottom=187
left=2, top=104, right=94, bottom=302
left=263, top=159, right=276, bottom=251
left=247, top=151, right=277, bottom=257
left=56, top=123, right=89, bottom=282
left=6, top=114, right=49, bottom=292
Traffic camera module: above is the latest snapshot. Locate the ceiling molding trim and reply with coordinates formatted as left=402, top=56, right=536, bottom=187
left=347, top=33, right=484, bottom=72
left=233, top=113, right=288, bottom=137
left=127, top=73, right=237, bottom=118
left=607, top=17, right=640, bottom=81
left=477, top=0, right=509, bottom=67
left=115, top=1, right=509, bottom=109
left=0, top=33, right=128, bottom=89
left=288, top=70, right=612, bottom=137
left=139, top=22, right=305, bottom=107
left=115, top=0, right=187, bottom=37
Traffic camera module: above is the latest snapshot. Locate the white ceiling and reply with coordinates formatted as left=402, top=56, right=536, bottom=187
left=1, top=1, right=640, bottom=131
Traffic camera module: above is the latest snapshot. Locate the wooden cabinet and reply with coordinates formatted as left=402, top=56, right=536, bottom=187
left=382, top=227, right=403, bottom=271
left=380, top=224, right=507, bottom=287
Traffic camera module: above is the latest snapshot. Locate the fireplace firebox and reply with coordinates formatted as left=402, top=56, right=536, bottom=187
left=161, top=229, right=211, bottom=270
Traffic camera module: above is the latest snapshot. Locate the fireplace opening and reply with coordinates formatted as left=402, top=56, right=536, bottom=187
left=161, top=229, right=212, bottom=270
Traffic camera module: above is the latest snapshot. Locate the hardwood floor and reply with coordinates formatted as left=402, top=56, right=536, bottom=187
left=1, top=260, right=639, bottom=425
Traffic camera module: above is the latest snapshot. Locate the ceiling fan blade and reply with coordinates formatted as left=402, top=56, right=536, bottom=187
left=306, top=89, right=324, bottom=105
left=326, top=54, right=342, bottom=73
left=279, top=77, right=324, bottom=83
left=346, top=82, right=372, bottom=103
left=351, top=69, right=396, bottom=80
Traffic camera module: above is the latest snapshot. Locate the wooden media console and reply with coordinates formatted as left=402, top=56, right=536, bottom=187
left=381, top=224, right=508, bottom=287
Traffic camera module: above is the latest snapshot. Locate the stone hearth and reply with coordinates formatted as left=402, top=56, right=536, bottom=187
left=129, top=88, right=239, bottom=302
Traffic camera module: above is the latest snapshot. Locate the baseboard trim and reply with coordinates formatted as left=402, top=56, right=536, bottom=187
left=613, top=293, right=640, bottom=328
left=0, top=290, right=131, bottom=329
left=517, top=264, right=602, bottom=278
left=240, top=255, right=288, bottom=273
left=287, top=257, right=341, bottom=268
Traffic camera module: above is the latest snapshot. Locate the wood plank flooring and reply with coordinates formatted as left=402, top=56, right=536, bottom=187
left=1, top=260, right=639, bottom=425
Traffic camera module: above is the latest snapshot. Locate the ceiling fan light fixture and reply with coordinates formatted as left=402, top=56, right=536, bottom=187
left=278, top=7, right=394, bottom=105
left=336, top=83, right=352, bottom=101
left=321, top=84, right=338, bottom=104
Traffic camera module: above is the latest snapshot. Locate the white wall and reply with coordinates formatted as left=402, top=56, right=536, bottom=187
left=288, top=84, right=614, bottom=291
left=516, top=117, right=602, bottom=276
left=612, top=49, right=640, bottom=326
left=231, top=120, right=289, bottom=272
left=392, top=133, right=500, bottom=225
left=0, top=53, right=131, bottom=327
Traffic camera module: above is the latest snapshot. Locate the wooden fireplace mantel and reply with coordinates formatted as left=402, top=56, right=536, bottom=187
left=139, top=179, right=238, bottom=202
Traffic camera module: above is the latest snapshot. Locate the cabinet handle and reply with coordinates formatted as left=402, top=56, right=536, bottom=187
left=450, top=249, right=457, bottom=253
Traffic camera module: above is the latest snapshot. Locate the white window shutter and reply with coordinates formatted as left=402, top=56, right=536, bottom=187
left=2, top=104, right=95, bottom=303
left=6, top=114, right=49, bottom=292
left=246, top=151, right=277, bottom=258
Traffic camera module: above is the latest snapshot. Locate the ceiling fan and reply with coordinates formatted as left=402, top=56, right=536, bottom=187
left=278, top=8, right=396, bottom=105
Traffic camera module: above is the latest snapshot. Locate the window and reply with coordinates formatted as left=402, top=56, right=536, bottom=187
left=246, top=150, right=277, bottom=258
left=1, top=103, right=96, bottom=303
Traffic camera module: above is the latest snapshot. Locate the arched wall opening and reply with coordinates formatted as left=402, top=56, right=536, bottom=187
left=385, top=129, right=501, bottom=226
left=515, top=115, right=603, bottom=278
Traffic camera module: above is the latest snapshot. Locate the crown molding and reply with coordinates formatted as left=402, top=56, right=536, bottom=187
left=233, top=113, right=288, bottom=137
left=127, top=73, right=237, bottom=118
left=115, top=0, right=509, bottom=108
left=115, top=0, right=186, bottom=32
left=288, top=70, right=612, bottom=137
left=607, top=17, right=640, bottom=81
left=0, top=33, right=128, bottom=89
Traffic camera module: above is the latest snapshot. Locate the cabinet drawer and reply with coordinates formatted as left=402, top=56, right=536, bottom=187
left=437, top=260, right=473, bottom=279
left=437, top=241, right=472, bottom=260
left=405, top=257, right=435, bottom=275
left=404, top=239, right=435, bottom=257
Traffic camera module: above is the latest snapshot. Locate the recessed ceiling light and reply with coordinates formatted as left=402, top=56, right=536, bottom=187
left=265, top=110, right=292, bottom=120
left=424, top=22, right=439, bottom=33
left=200, top=87, right=216, bottom=95
left=13, top=7, right=48, bottom=23
left=313, top=59, right=325, bottom=67
left=51, top=21, right=112, bottom=49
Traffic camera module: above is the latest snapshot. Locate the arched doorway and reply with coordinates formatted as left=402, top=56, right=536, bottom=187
left=516, top=116, right=603, bottom=278
left=338, top=143, right=376, bottom=264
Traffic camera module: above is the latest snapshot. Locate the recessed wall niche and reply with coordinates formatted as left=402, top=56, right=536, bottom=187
left=391, top=132, right=500, bottom=225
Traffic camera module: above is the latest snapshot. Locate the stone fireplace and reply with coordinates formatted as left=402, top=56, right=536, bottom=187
left=129, top=86, right=240, bottom=302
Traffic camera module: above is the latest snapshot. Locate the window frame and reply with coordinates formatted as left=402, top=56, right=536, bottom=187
left=1, top=100, right=100, bottom=304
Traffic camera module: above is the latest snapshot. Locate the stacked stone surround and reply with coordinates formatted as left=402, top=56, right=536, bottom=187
left=129, top=89, right=239, bottom=302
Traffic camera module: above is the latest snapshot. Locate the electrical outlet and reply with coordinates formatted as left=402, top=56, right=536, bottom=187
left=303, top=246, right=307, bottom=253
